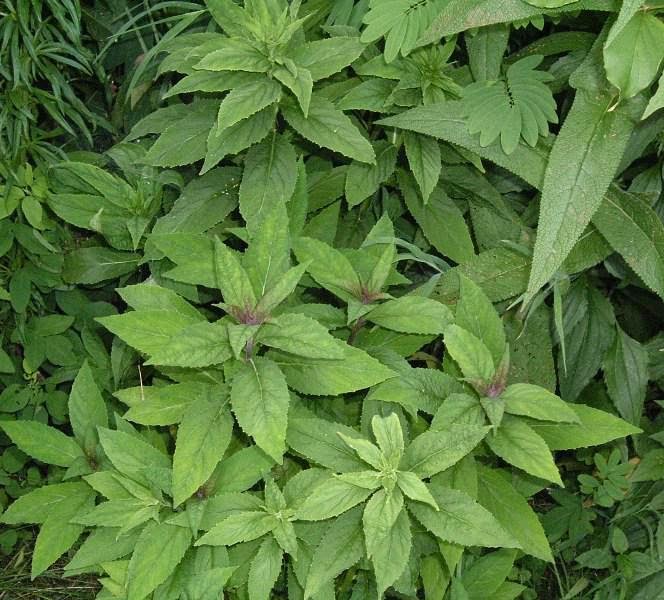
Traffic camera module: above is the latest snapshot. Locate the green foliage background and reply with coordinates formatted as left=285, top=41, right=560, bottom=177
left=1, top=1, right=664, bottom=599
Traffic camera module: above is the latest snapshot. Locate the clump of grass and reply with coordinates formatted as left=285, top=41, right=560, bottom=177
left=0, top=542, right=99, bottom=600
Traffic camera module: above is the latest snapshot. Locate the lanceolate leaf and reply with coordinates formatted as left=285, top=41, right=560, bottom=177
left=0, top=421, right=84, bottom=467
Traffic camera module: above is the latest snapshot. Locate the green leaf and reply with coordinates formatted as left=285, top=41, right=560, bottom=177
left=293, top=236, right=361, bottom=300
left=238, top=134, right=297, bottom=231
left=604, top=12, right=664, bottom=99
left=172, top=399, right=233, bottom=506
left=196, top=511, right=278, bottom=546
left=397, top=471, right=439, bottom=510
left=461, top=549, right=517, bottom=599
left=256, top=263, right=308, bottom=315
left=292, top=36, right=366, bottom=81
left=485, top=417, right=562, bottom=485
left=401, top=425, right=489, bottom=478
left=444, top=324, right=495, bottom=383
left=501, top=384, right=580, bottom=423
left=304, top=506, right=364, bottom=599
left=0, top=421, right=84, bottom=467
left=216, top=77, right=281, bottom=133
left=118, top=283, right=203, bottom=319
left=286, top=417, right=368, bottom=473
left=372, top=413, right=404, bottom=468
left=603, top=327, right=649, bottom=425
left=345, top=140, right=397, bottom=207
left=401, top=176, right=476, bottom=264
left=409, top=485, right=519, bottom=549
left=282, top=95, right=375, bottom=164
left=455, top=274, right=506, bottom=365
left=1, top=482, right=92, bottom=525
left=466, top=24, right=509, bottom=82
left=296, top=477, right=373, bottom=521
left=463, top=56, right=557, bottom=154
left=69, top=360, right=108, bottom=453
left=214, top=238, right=256, bottom=309
left=366, top=296, right=453, bottom=335
left=230, top=357, right=289, bottom=462
left=525, top=78, right=642, bottom=302
left=194, top=38, right=271, bottom=73
left=63, top=247, right=140, bottom=284
left=528, top=404, right=641, bottom=450
left=270, top=340, right=395, bottom=395
left=643, top=70, right=664, bottom=119
left=476, top=465, right=553, bottom=562
left=126, top=521, right=192, bottom=600
left=592, top=187, right=664, bottom=301
left=404, top=132, right=441, bottom=204
left=258, top=313, right=344, bottom=359
left=248, top=536, right=283, bottom=600
left=146, top=321, right=233, bottom=367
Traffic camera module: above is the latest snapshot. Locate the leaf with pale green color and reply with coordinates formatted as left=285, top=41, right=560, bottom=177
left=126, top=521, right=192, bottom=600
left=401, top=424, right=489, bottom=478
left=118, top=283, right=203, bottom=319
left=485, top=417, right=562, bottom=485
left=404, top=132, right=441, bottom=204
left=68, top=360, right=108, bottom=453
left=258, top=313, right=343, bottom=359
left=604, top=12, right=664, bottom=99
left=345, top=140, right=397, bottom=207
left=270, top=340, right=395, bottom=396
left=282, top=95, right=375, bottom=164
left=371, top=413, right=404, bottom=468
left=172, top=399, right=233, bottom=506
left=603, top=327, right=649, bottom=425
left=528, top=404, right=641, bottom=450
left=1, top=482, right=92, bottom=525
left=477, top=465, right=553, bottom=562
left=292, top=37, right=366, bottom=81
left=216, top=77, right=281, bottom=133
left=293, top=236, right=361, bottom=300
left=230, top=357, right=289, bottom=462
left=304, top=506, right=364, bottom=599
left=397, top=471, right=439, bottom=509
left=238, top=134, right=297, bottom=232
left=194, top=38, right=271, bottom=73
left=461, top=548, right=517, bottom=599
left=643, top=71, right=664, bottom=119
left=455, top=274, right=506, bottom=365
left=146, top=320, right=233, bottom=367
left=363, top=488, right=403, bottom=558
left=214, top=238, right=256, bottom=309
left=444, top=324, right=495, bottom=383
left=501, top=384, right=580, bottom=423
left=248, top=536, right=283, bottom=600
left=0, top=421, right=84, bottom=467
left=197, top=511, right=277, bottom=546
left=409, top=485, right=519, bottom=549
left=257, top=263, right=308, bottom=315
left=366, top=296, right=453, bottom=334
left=466, top=24, right=509, bottom=81
left=296, top=477, right=373, bottom=521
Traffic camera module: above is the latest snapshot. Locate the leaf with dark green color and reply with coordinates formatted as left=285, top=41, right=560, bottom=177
left=68, top=360, right=108, bottom=453
left=345, top=140, right=397, bottom=207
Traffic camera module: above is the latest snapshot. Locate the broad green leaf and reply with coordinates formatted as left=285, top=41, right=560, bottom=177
left=363, top=488, right=404, bottom=558
left=150, top=233, right=216, bottom=287
left=1, top=482, right=92, bottom=525
left=197, top=511, right=278, bottom=546
left=173, top=399, right=233, bottom=506
left=525, top=77, right=642, bottom=302
left=466, top=24, right=509, bottom=82
left=230, top=357, right=289, bottom=462
left=286, top=417, right=368, bottom=473
left=239, top=134, right=297, bottom=232
left=643, top=71, right=664, bottom=119
left=211, top=446, right=274, bottom=493
left=485, top=417, right=562, bottom=485
left=118, top=283, right=203, bottom=320
left=216, top=77, right=281, bottom=133
left=292, top=36, right=366, bottom=81
left=477, top=465, right=553, bottom=562
left=397, top=471, right=439, bottom=510
left=256, top=263, right=308, bottom=315
left=444, top=324, right=495, bottom=383
left=603, top=327, right=649, bottom=425
left=604, top=12, right=664, bottom=99
left=146, top=321, right=233, bottom=367
left=345, top=140, right=397, bottom=207
left=270, top=340, right=395, bottom=395
left=293, top=236, right=361, bottom=300
left=371, top=413, right=404, bottom=468
left=528, top=404, right=641, bottom=450
left=0, top=421, right=84, bottom=467
left=501, top=384, right=580, bottom=423
left=258, top=313, right=343, bottom=359
left=404, top=131, right=441, bottom=204
left=409, top=485, right=519, bottom=548
left=592, top=187, right=664, bottom=301
left=194, top=38, right=271, bottom=73
left=401, top=425, right=489, bottom=478
left=69, top=360, right=108, bottom=453
left=282, top=95, right=375, bottom=164
left=455, top=274, right=506, bottom=365
left=214, top=238, right=256, bottom=309
left=366, top=296, right=453, bottom=334
left=461, top=549, right=517, bottom=599
left=248, top=536, right=283, bottom=600
left=126, top=521, right=192, bottom=600
left=65, top=527, right=141, bottom=573
left=63, top=247, right=141, bottom=284
left=304, top=506, right=364, bottom=599
left=296, top=477, right=373, bottom=521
